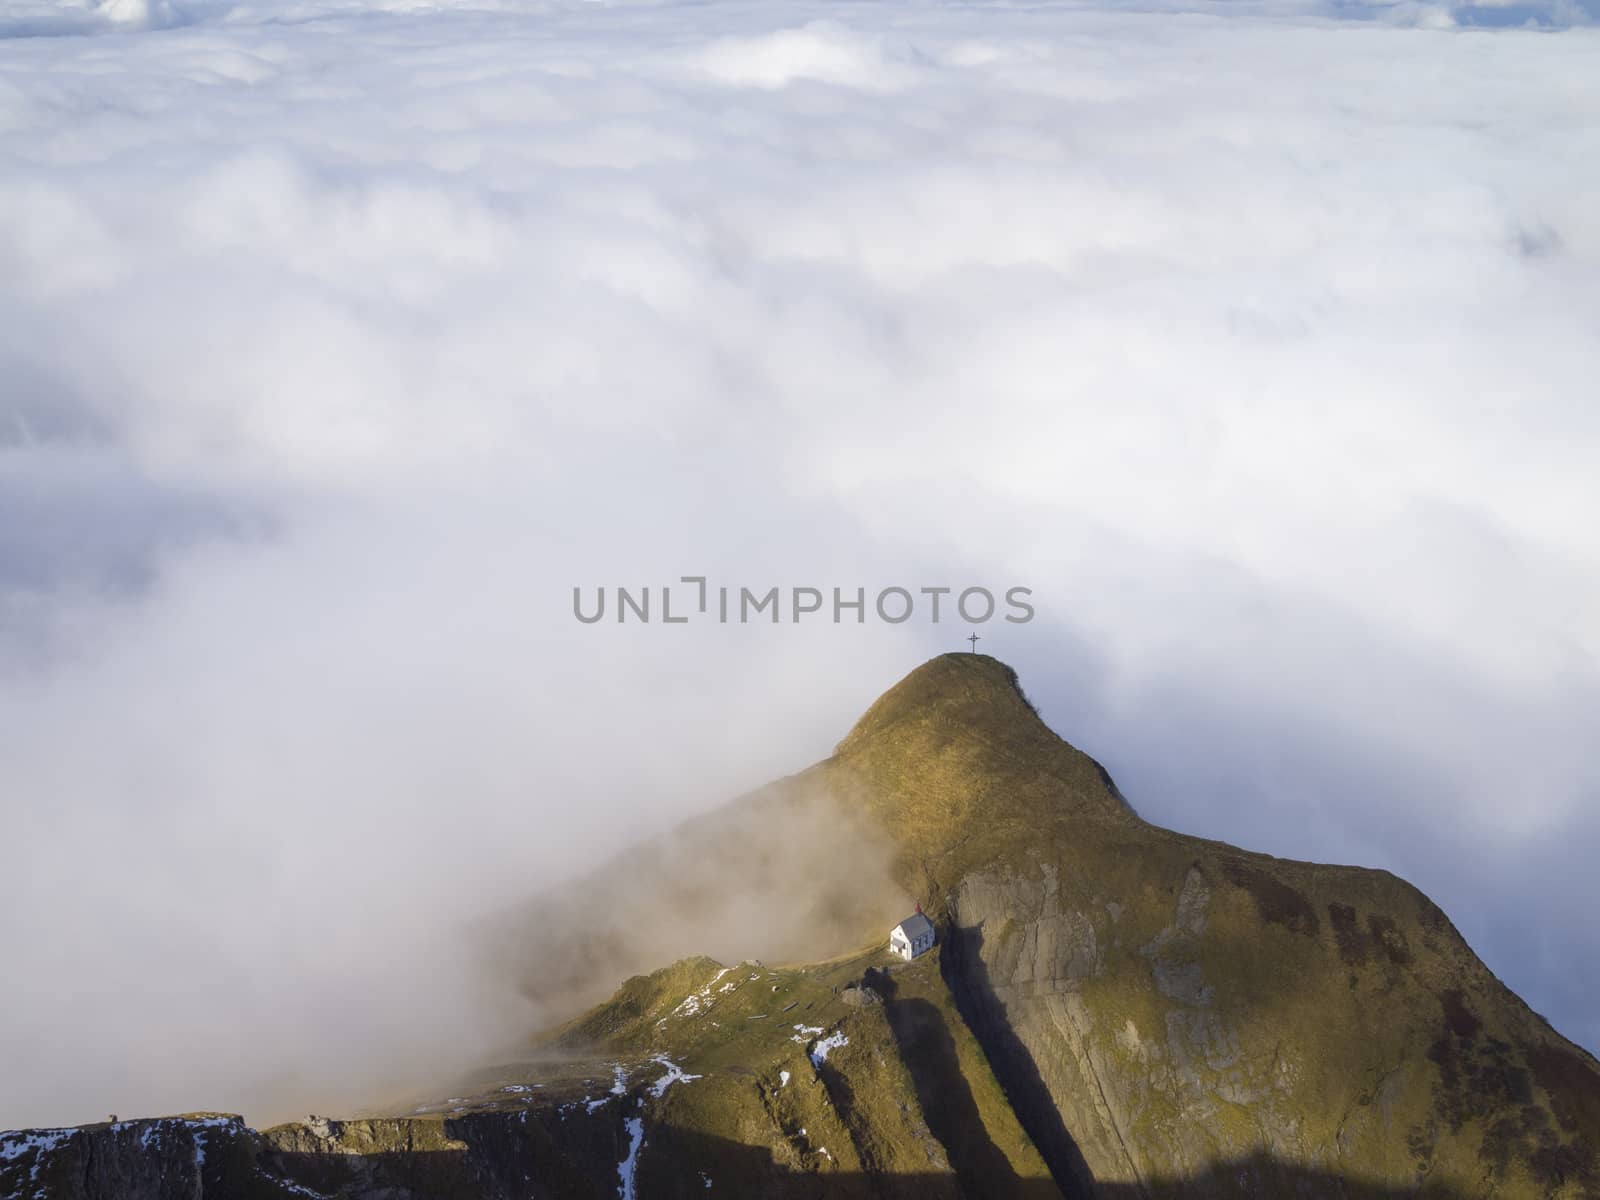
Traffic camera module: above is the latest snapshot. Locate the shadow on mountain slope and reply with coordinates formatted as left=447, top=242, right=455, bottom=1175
left=877, top=980, right=1067, bottom=1200
left=935, top=921, right=1099, bottom=1197
left=255, top=1134, right=1486, bottom=1200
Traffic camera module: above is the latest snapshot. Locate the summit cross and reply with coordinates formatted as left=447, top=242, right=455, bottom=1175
left=967, top=632, right=981, bottom=653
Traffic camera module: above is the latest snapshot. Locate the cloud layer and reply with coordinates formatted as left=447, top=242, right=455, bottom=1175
left=2, top=0, right=1597, bottom=1128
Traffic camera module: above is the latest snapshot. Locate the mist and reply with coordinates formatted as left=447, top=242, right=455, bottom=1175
left=3, top=0, right=1599, bottom=1132
left=481, top=771, right=915, bottom=1033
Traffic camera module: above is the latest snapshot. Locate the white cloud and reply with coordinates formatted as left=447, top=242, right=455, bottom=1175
left=1, top=0, right=1597, bottom=1128
left=690, top=21, right=926, bottom=91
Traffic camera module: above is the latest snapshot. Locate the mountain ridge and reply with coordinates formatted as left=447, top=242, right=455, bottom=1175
left=5, top=654, right=1597, bottom=1199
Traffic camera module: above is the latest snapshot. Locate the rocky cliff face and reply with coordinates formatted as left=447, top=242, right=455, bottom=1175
left=824, top=656, right=1600, bottom=1198
left=942, top=851, right=1600, bottom=1197
left=2, top=1110, right=616, bottom=1200
left=6, top=654, right=1598, bottom=1199
left=1, top=1117, right=252, bottom=1200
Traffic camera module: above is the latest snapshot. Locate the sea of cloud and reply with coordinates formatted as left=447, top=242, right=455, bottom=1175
left=1, top=0, right=1597, bottom=1129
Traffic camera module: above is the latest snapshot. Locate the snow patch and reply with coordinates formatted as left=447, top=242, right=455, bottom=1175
left=647, top=1056, right=702, bottom=1099
left=616, top=1115, right=645, bottom=1200
left=0, top=1127, right=72, bottom=1183
left=585, top=1063, right=630, bottom=1113
left=808, top=1030, right=849, bottom=1068
left=257, top=1171, right=326, bottom=1199
left=779, top=1070, right=790, bottom=1087
left=672, top=966, right=735, bottom=1019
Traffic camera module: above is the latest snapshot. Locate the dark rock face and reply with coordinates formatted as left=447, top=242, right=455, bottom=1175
left=2, top=1118, right=232, bottom=1200
left=2, top=1111, right=638, bottom=1200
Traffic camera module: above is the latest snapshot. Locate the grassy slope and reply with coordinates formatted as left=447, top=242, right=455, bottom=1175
left=353, top=941, right=1056, bottom=1198
left=817, top=654, right=1600, bottom=1197
left=524, top=946, right=1061, bottom=1199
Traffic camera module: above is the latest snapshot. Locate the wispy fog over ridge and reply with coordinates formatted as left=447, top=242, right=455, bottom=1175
left=1, top=0, right=1597, bottom=1130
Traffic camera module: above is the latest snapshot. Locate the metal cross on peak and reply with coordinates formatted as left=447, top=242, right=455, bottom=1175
left=967, top=632, right=981, bottom=653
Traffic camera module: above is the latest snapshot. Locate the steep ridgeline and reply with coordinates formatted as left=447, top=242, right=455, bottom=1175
left=821, top=655, right=1600, bottom=1198
left=6, top=655, right=1598, bottom=1199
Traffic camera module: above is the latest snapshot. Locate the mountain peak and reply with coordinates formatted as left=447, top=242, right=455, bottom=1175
left=826, top=655, right=1136, bottom=902
left=836, top=653, right=1043, bottom=755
